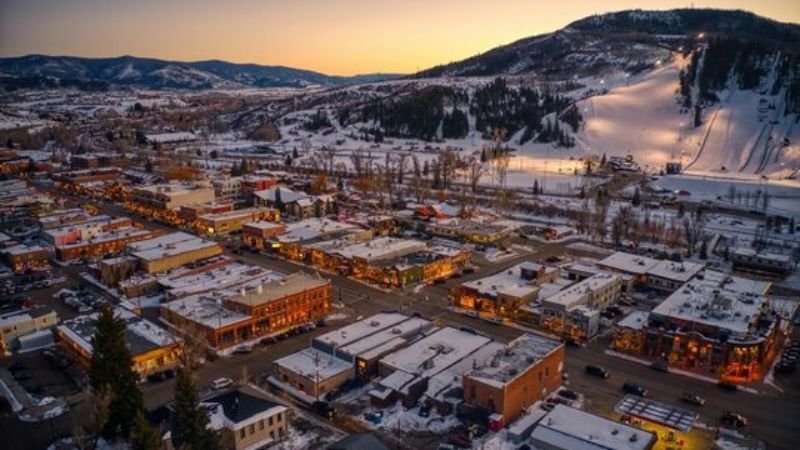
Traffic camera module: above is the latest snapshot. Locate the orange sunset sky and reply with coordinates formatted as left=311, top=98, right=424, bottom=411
left=1, top=0, right=798, bottom=75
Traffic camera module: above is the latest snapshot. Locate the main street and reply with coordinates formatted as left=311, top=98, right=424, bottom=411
left=19, top=187, right=800, bottom=450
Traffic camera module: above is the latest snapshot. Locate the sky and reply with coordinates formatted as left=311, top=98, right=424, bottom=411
left=1, top=0, right=798, bottom=76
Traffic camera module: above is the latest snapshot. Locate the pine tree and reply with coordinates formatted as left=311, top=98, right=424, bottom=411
left=144, top=159, right=153, bottom=173
left=292, top=147, right=299, bottom=158
left=89, top=306, right=143, bottom=439
left=173, top=368, right=219, bottom=450
left=285, top=154, right=293, bottom=167
left=131, top=411, right=161, bottom=450
left=632, top=188, right=641, bottom=206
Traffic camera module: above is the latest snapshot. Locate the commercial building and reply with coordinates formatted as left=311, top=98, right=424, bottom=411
left=427, top=218, right=511, bottom=244
left=54, top=227, right=156, bottom=262
left=598, top=252, right=704, bottom=292
left=131, top=181, right=215, bottom=211
left=241, top=221, right=287, bottom=250
left=1, top=243, right=49, bottom=272
left=537, top=272, right=621, bottom=342
left=212, top=176, right=243, bottom=202
left=452, top=262, right=560, bottom=319
left=530, top=404, right=656, bottom=450
left=179, top=202, right=234, bottom=223
left=729, top=247, right=793, bottom=274
left=194, top=207, right=279, bottom=237
left=463, top=334, right=564, bottom=426
left=272, top=347, right=354, bottom=401
left=199, top=386, right=289, bottom=450
left=52, top=167, right=120, bottom=185
left=161, top=271, right=331, bottom=350
left=613, top=271, right=778, bottom=383
left=127, top=232, right=223, bottom=274
left=56, top=309, right=183, bottom=378
left=0, top=308, right=59, bottom=355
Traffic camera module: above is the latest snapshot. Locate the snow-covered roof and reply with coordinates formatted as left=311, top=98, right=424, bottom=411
left=253, top=186, right=307, bottom=204
left=145, top=132, right=196, bottom=143
left=730, top=247, right=792, bottom=264
left=615, top=395, right=698, bottom=432
left=650, top=270, right=770, bottom=337
left=462, top=262, right=543, bottom=299
left=57, top=308, right=179, bottom=356
left=616, top=311, right=650, bottom=331
left=379, top=327, right=492, bottom=379
left=275, top=218, right=359, bottom=243
left=314, top=313, right=410, bottom=348
left=128, top=232, right=219, bottom=261
left=201, top=386, right=287, bottom=431
left=424, top=341, right=504, bottom=401
left=337, top=316, right=431, bottom=359
left=542, top=273, right=619, bottom=309
left=274, top=347, right=352, bottom=380
left=226, top=272, right=328, bottom=307
left=598, top=252, right=658, bottom=275
left=532, top=404, right=655, bottom=450
left=466, top=334, right=562, bottom=388
left=198, top=207, right=273, bottom=222
left=162, top=294, right=251, bottom=329
left=333, top=237, right=426, bottom=262
left=158, top=260, right=281, bottom=299
left=647, top=260, right=705, bottom=283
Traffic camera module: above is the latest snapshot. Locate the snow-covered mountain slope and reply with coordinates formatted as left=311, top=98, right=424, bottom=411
left=0, top=55, right=402, bottom=91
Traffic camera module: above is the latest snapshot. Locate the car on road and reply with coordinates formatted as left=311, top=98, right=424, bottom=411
left=649, top=361, right=669, bottom=373
left=721, top=412, right=748, bottom=428
left=211, top=377, right=234, bottom=390
left=585, top=365, right=610, bottom=379
left=681, top=392, right=706, bottom=406
left=717, top=380, right=738, bottom=391
left=313, top=400, right=336, bottom=419
left=259, top=336, right=278, bottom=346
left=232, top=344, right=253, bottom=354
left=558, top=389, right=579, bottom=400
left=622, top=382, right=648, bottom=397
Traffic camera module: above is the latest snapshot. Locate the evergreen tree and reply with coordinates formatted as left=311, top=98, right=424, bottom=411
left=131, top=411, right=161, bottom=450
left=600, top=153, right=607, bottom=167
left=632, top=188, right=641, bottom=206
left=422, top=161, right=429, bottom=176
left=173, top=368, right=219, bottom=450
left=532, top=180, right=539, bottom=196
left=292, top=147, right=299, bottom=158
left=144, top=159, right=153, bottom=173
left=285, top=154, right=293, bottom=167
left=89, top=306, right=143, bottom=439
left=27, top=159, right=37, bottom=173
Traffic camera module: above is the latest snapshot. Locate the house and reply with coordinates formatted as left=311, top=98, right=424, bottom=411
left=200, top=386, right=289, bottom=450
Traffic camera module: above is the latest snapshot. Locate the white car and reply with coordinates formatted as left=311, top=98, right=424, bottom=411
left=211, top=377, right=234, bottom=390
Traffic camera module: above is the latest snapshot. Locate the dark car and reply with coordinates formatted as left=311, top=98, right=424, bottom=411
left=718, top=380, right=738, bottom=391
left=649, top=361, right=669, bottom=373
left=585, top=365, right=610, bottom=379
left=721, top=412, right=748, bottom=428
left=313, top=400, right=335, bottom=419
left=259, top=336, right=278, bottom=346
left=622, top=382, right=648, bottom=397
left=418, top=404, right=431, bottom=418
left=558, top=389, right=579, bottom=400
left=446, top=433, right=472, bottom=449
left=681, top=392, right=706, bottom=406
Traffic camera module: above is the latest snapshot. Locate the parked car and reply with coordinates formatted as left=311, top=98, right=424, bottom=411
left=622, top=382, right=648, bottom=397
left=585, top=365, right=610, bottom=379
left=681, top=392, right=706, bottom=406
left=313, top=400, right=336, bottom=419
left=232, top=344, right=253, bottom=355
left=649, top=361, right=669, bottom=373
left=418, top=404, right=431, bottom=418
left=717, top=380, right=738, bottom=391
left=446, top=433, right=472, bottom=449
left=558, top=389, right=579, bottom=400
left=721, top=412, right=748, bottom=428
left=211, top=377, right=234, bottom=390
left=259, top=336, right=278, bottom=346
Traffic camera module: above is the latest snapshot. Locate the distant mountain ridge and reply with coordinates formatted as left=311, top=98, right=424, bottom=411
left=414, top=8, right=800, bottom=79
left=0, top=54, right=401, bottom=91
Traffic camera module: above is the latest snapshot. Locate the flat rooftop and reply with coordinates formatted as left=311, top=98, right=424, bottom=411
left=647, top=260, right=705, bottom=283
left=162, top=294, right=251, bottom=329
left=542, top=272, right=619, bottom=309
left=379, top=327, right=492, bottom=379
left=158, top=261, right=282, bottom=299
left=226, top=272, right=328, bottom=307
left=199, top=207, right=272, bottom=222
left=651, top=270, right=770, bottom=337
left=333, top=237, right=426, bottom=262
left=57, top=228, right=152, bottom=250
left=532, top=404, right=655, bottom=450
left=314, top=313, right=410, bottom=348
left=462, top=262, right=541, bottom=299
left=274, top=347, right=352, bottom=380
left=731, top=247, right=792, bottom=263
left=337, top=316, right=432, bottom=358
left=276, top=218, right=359, bottom=243
left=598, top=252, right=658, bottom=275
left=128, top=232, right=219, bottom=261
left=467, top=334, right=562, bottom=387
